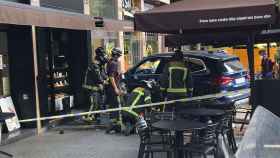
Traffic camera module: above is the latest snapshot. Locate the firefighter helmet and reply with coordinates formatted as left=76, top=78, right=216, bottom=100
left=95, top=47, right=109, bottom=64
left=111, top=47, right=122, bottom=57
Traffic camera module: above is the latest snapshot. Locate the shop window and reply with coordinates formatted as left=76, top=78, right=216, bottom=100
left=90, top=0, right=117, bottom=19
left=124, top=32, right=141, bottom=67
left=145, top=33, right=158, bottom=56
left=91, top=31, right=118, bottom=62
left=46, top=30, right=72, bottom=113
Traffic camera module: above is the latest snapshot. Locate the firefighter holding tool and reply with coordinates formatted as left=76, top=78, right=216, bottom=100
left=83, top=47, right=109, bottom=123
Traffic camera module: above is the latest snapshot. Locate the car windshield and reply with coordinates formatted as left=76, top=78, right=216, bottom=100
left=222, top=59, right=244, bottom=73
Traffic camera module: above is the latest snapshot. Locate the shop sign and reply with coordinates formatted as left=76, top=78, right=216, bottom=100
left=122, top=0, right=132, bottom=11
left=0, top=97, right=20, bottom=132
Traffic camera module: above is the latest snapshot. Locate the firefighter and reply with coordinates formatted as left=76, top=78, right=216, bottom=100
left=106, top=48, right=124, bottom=133
left=83, top=47, right=109, bottom=123
left=121, top=80, right=153, bottom=135
left=274, top=48, right=280, bottom=79
left=159, top=49, right=193, bottom=112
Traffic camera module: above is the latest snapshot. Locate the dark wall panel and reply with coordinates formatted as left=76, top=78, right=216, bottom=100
left=68, top=30, right=89, bottom=109
left=8, top=25, right=36, bottom=127
left=255, top=80, right=280, bottom=117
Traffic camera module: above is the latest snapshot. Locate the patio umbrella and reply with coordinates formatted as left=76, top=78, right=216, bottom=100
left=134, top=0, right=276, bottom=34
left=135, top=0, right=278, bottom=109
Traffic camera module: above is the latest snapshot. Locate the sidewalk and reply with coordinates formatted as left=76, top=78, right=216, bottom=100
left=1, top=129, right=139, bottom=158
left=0, top=126, right=246, bottom=158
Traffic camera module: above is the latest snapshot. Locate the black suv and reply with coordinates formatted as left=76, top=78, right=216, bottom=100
left=122, top=51, right=250, bottom=107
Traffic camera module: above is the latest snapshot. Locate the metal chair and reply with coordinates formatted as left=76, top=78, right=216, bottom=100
left=219, top=109, right=237, bottom=153
left=180, top=123, right=219, bottom=158
left=146, top=112, right=175, bottom=142
left=234, top=107, right=252, bottom=132
left=136, top=118, right=173, bottom=158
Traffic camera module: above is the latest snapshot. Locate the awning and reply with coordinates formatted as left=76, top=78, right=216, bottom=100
left=135, top=0, right=277, bottom=33
left=0, top=1, right=133, bottom=32
left=165, top=28, right=280, bottom=47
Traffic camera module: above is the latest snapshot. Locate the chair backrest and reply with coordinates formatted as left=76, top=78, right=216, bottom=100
left=198, top=123, right=219, bottom=144
left=135, top=117, right=151, bottom=142
left=137, top=128, right=151, bottom=142
left=220, top=110, right=235, bottom=130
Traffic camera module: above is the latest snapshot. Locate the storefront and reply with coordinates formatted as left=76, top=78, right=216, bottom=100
left=35, top=28, right=89, bottom=117
left=89, top=0, right=141, bottom=70
left=89, top=0, right=120, bottom=66
left=91, top=30, right=118, bottom=60
left=0, top=1, right=96, bottom=129
left=122, top=0, right=143, bottom=69
left=145, top=33, right=158, bottom=56
left=0, top=1, right=134, bottom=131
left=0, top=28, right=89, bottom=128
left=123, top=32, right=141, bottom=69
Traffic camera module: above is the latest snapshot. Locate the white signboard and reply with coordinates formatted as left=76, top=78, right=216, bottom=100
left=0, top=97, right=20, bottom=132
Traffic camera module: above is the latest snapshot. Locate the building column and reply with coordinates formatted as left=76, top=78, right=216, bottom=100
left=31, top=0, right=42, bottom=135
left=158, top=34, right=168, bottom=53
left=139, top=0, right=146, bottom=59
left=83, top=0, right=93, bottom=64
left=117, top=0, right=125, bottom=73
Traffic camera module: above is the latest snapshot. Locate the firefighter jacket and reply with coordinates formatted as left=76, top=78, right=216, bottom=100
left=83, top=62, right=108, bottom=92
left=159, top=59, right=193, bottom=97
left=122, top=87, right=152, bottom=118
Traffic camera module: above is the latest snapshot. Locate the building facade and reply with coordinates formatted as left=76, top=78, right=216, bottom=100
left=0, top=0, right=169, bottom=130
left=88, top=0, right=169, bottom=71
left=0, top=0, right=92, bottom=129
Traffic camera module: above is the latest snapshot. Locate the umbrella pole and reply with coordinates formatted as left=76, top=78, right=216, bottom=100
left=267, top=42, right=270, bottom=58
left=247, top=32, right=256, bottom=109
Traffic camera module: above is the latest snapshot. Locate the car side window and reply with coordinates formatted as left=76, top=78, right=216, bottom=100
left=135, top=58, right=161, bottom=75
left=185, top=58, right=207, bottom=73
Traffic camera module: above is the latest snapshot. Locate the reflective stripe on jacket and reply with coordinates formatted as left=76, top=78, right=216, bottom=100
left=83, top=62, right=108, bottom=91
left=160, top=60, right=193, bottom=95
left=123, top=87, right=152, bottom=119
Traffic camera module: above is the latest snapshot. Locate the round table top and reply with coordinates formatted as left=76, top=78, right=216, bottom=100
left=178, top=108, right=225, bottom=117
left=152, top=119, right=207, bottom=131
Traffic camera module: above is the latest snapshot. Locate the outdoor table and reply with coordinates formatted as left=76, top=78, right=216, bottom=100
left=0, top=112, right=15, bottom=158
left=178, top=108, right=233, bottom=157
left=178, top=108, right=225, bottom=117
left=177, top=108, right=226, bottom=123
left=152, top=119, right=207, bottom=158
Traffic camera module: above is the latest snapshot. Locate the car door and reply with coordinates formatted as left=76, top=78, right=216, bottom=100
left=126, top=57, right=163, bottom=90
